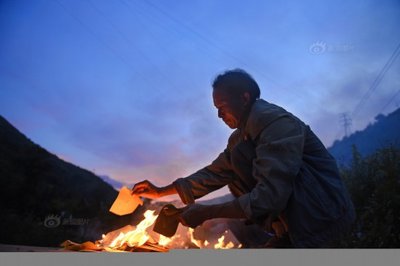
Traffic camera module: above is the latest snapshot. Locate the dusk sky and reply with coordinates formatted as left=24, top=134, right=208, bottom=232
left=1, top=0, right=399, bottom=200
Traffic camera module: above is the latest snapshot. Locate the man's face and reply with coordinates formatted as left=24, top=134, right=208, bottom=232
left=212, top=89, right=247, bottom=129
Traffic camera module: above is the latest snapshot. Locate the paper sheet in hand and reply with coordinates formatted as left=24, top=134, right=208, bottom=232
left=109, top=186, right=143, bottom=216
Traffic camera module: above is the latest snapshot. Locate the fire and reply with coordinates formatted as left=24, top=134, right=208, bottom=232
left=187, top=228, right=241, bottom=249
left=188, top=228, right=202, bottom=248
left=214, top=234, right=234, bottom=249
left=72, top=209, right=243, bottom=252
left=158, top=232, right=184, bottom=247
left=104, top=210, right=158, bottom=249
left=158, top=235, right=172, bottom=247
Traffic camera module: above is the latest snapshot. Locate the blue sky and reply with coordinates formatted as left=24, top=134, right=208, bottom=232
left=1, top=0, right=399, bottom=200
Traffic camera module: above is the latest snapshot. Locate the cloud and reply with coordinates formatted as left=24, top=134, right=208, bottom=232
left=302, top=60, right=400, bottom=147
left=60, top=89, right=230, bottom=186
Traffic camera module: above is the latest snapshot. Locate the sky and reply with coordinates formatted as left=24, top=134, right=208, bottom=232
left=1, top=0, right=399, bottom=200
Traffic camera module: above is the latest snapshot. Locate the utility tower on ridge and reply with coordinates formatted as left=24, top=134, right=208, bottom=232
left=340, top=113, right=352, bottom=138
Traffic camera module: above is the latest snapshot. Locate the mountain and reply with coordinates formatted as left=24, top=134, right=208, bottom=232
left=98, top=175, right=125, bottom=190
left=0, top=115, right=149, bottom=247
left=328, top=108, right=400, bottom=166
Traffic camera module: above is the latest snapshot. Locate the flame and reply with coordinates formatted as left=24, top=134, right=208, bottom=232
left=188, top=228, right=202, bottom=248
left=96, top=209, right=243, bottom=251
left=214, top=235, right=233, bottom=249
left=187, top=228, right=240, bottom=249
left=107, top=210, right=158, bottom=249
left=158, top=233, right=183, bottom=247
left=213, top=230, right=238, bottom=249
left=158, top=235, right=172, bottom=247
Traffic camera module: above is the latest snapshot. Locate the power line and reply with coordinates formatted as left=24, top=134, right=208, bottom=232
left=135, top=0, right=324, bottom=108
left=131, top=0, right=399, bottom=147
left=119, top=0, right=239, bottom=70
left=379, top=88, right=400, bottom=114
left=54, top=0, right=159, bottom=92
left=85, top=0, right=181, bottom=92
left=331, top=41, right=400, bottom=143
left=351, top=41, right=400, bottom=119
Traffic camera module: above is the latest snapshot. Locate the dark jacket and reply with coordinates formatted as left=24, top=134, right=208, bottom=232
left=174, top=99, right=355, bottom=247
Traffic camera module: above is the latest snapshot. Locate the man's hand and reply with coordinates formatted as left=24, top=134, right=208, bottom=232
left=271, top=221, right=287, bottom=238
left=131, top=180, right=161, bottom=199
left=263, top=214, right=289, bottom=238
left=179, top=204, right=212, bottom=228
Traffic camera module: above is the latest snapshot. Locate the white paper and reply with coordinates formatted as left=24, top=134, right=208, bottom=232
left=109, top=186, right=143, bottom=216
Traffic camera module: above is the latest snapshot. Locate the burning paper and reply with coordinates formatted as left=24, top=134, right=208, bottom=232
left=61, top=210, right=242, bottom=252
left=109, top=186, right=143, bottom=216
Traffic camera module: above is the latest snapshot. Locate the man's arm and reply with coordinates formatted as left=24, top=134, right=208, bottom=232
left=173, top=130, right=242, bottom=204
left=132, top=131, right=240, bottom=201
left=178, top=117, right=305, bottom=228
left=237, top=116, right=305, bottom=223
left=173, top=149, right=236, bottom=204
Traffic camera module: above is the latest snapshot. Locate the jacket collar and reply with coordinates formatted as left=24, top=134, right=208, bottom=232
left=240, top=99, right=289, bottom=140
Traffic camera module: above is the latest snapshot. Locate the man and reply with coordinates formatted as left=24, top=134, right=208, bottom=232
left=132, top=69, right=355, bottom=248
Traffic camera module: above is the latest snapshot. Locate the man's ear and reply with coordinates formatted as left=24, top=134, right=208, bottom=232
left=242, top=92, right=251, bottom=106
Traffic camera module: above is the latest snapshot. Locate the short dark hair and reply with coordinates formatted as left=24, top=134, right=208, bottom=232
left=212, top=69, right=261, bottom=102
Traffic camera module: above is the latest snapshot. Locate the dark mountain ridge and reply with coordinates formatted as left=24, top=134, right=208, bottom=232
left=328, top=108, right=400, bottom=166
left=0, top=115, right=147, bottom=246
